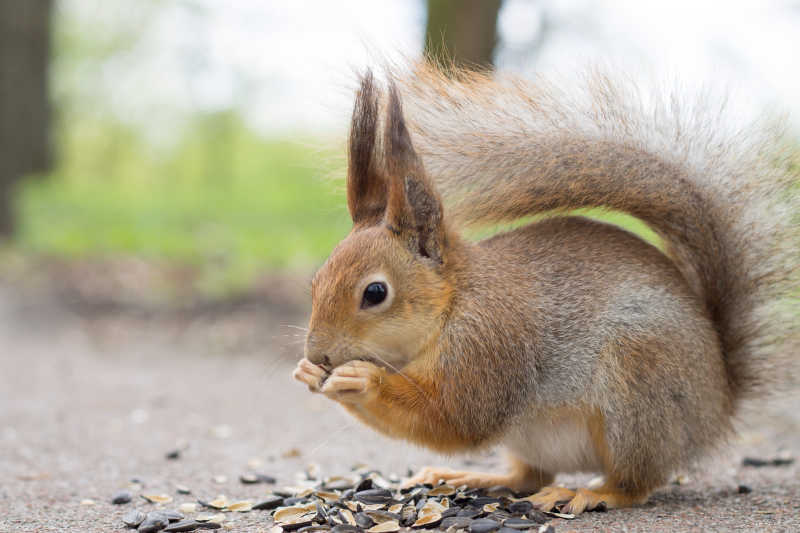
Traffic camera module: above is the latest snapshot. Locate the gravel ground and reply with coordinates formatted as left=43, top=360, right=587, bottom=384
left=1, top=285, right=798, bottom=533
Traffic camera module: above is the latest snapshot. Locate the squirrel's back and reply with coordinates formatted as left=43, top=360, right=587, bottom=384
left=392, top=64, right=800, bottom=408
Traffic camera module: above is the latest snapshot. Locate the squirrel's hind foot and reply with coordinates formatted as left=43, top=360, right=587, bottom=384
left=528, top=484, right=649, bottom=514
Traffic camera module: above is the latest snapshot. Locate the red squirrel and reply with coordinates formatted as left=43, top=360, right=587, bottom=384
left=293, top=64, right=799, bottom=513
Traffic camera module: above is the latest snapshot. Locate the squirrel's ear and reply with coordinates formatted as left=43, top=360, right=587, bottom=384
left=383, top=82, right=445, bottom=264
left=347, top=71, right=387, bottom=225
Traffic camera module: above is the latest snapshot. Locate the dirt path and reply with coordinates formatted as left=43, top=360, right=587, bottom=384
left=1, top=286, right=798, bottom=532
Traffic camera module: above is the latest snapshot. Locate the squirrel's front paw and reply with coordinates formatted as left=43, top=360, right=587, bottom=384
left=292, top=358, right=329, bottom=392
left=320, top=360, right=383, bottom=404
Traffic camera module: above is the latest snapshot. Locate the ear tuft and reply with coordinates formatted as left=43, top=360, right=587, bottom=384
left=347, top=70, right=386, bottom=224
left=383, top=81, right=446, bottom=264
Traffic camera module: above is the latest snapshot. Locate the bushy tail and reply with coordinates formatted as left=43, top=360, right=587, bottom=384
left=390, top=64, right=800, bottom=404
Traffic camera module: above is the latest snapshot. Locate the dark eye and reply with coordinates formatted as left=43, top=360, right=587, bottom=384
left=362, top=282, right=387, bottom=307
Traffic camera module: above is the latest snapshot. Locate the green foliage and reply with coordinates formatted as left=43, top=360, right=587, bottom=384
left=15, top=113, right=351, bottom=293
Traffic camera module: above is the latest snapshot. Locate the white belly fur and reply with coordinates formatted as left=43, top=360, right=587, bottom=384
left=502, top=409, right=602, bottom=474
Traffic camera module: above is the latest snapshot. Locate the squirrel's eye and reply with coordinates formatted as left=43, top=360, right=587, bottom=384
left=362, top=282, right=387, bottom=307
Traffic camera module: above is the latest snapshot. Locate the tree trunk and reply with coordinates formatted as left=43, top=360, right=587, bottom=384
left=424, top=0, right=502, bottom=71
left=0, top=0, right=52, bottom=237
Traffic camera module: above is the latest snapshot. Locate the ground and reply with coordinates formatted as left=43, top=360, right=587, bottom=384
left=1, top=284, right=798, bottom=533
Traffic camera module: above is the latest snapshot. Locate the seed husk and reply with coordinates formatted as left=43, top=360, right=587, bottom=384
left=367, top=520, right=400, bottom=533
left=297, top=527, right=332, bottom=533
left=274, top=503, right=319, bottom=524
left=483, top=503, right=499, bottom=513
left=468, top=518, right=501, bottom=533
left=142, top=493, right=173, bottom=504
left=315, top=491, right=341, bottom=503
left=179, top=503, right=198, bottom=514
left=364, top=510, right=400, bottom=523
left=227, top=500, right=253, bottom=512
left=387, top=504, right=403, bottom=514
left=113, top=490, right=134, bottom=505
left=544, top=510, right=575, bottom=519
left=339, top=508, right=356, bottom=525
left=123, top=509, right=147, bottom=527
left=176, top=485, right=192, bottom=495
left=428, top=485, right=456, bottom=497
left=196, top=513, right=225, bottom=523
left=206, top=497, right=229, bottom=510
left=411, top=512, right=442, bottom=529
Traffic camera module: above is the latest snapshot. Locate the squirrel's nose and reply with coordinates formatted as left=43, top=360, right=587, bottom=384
left=304, top=332, right=330, bottom=367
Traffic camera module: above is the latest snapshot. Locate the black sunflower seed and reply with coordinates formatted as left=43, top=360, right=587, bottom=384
left=506, top=501, right=532, bottom=515
left=253, top=495, right=284, bottom=510
left=354, top=513, right=375, bottom=529
left=502, top=517, right=540, bottom=530
left=137, top=516, right=169, bottom=533
left=469, top=518, right=501, bottom=533
left=441, top=516, right=474, bottom=529
left=112, top=490, right=133, bottom=505
left=163, top=519, right=221, bottom=532
left=122, top=509, right=146, bottom=528
left=354, top=489, right=392, bottom=504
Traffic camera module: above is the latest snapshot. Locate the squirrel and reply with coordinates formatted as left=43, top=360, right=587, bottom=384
left=293, top=63, right=799, bottom=514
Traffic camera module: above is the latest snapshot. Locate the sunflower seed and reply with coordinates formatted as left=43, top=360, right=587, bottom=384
left=165, top=449, right=181, bottom=460
left=354, top=489, right=392, bottom=504
left=355, top=513, right=375, bottom=529
left=502, top=517, right=540, bottom=530
left=469, top=518, right=501, bottom=533
left=164, top=519, right=222, bottom=532
left=253, top=496, right=285, bottom=510
left=137, top=515, right=169, bottom=533
left=506, top=501, right=532, bottom=515
left=149, top=510, right=185, bottom=523
left=440, top=516, right=473, bottom=530
left=113, top=490, right=133, bottom=504
left=297, top=527, right=332, bottom=533
left=176, top=485, right=192, bottom=495
left=123, top=509, right=147, bottom=527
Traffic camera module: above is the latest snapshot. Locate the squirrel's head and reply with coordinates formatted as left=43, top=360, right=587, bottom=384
left=305, top=72, right=454, bottom=372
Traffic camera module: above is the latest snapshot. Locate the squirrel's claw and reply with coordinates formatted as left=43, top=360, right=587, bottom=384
left=293, top=358, right=328, bottom=392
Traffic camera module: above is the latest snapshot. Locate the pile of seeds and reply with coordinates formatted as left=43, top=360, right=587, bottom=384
left=118, top=467, right=576, bottom=532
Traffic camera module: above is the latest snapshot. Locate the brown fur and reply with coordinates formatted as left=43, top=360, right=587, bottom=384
left=296, top=63, right=800, bottom=513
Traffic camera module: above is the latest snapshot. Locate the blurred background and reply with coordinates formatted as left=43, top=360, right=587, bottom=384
left=2, top=0, right=799, bottom=309
left=3, top=3, right=800, bottom=531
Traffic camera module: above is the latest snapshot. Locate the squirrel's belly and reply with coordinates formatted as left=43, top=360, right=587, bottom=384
left=502, top=409, right=602, bottom=474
